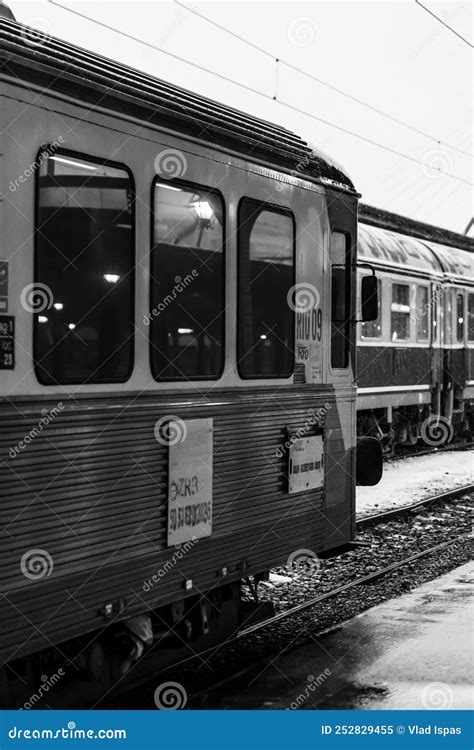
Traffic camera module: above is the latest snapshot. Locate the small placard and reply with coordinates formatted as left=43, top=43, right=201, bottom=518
left=288, top=435, right=324, bottom=494
left=167, top=418, right=213, bottom=546
left=0, top=261, right=8, bottom=312
left=0, top=315, right=14, bottom=370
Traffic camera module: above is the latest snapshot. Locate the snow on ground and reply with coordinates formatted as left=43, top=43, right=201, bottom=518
left=357, top=450, right=473, bottom=518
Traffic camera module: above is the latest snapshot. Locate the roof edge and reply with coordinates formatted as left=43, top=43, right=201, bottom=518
left=359, top=203, right=473, bottom=253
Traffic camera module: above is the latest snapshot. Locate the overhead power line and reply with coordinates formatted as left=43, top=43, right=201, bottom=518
left=415, top=0, right=473, bottom=48
left=46, top=1, right=472, bottom=186
left=175, top=0, right=472, bottom=159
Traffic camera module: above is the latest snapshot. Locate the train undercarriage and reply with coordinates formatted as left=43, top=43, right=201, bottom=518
left=357, top=392, right=473, bottom=456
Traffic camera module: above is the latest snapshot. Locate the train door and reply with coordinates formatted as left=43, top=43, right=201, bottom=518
left=468, top=292, right=474, bottom=389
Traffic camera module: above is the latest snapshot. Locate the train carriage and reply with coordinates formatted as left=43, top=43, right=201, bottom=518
left=0, top=16, right=378, bottom=697
left=356, top=216, right=474, bottom=449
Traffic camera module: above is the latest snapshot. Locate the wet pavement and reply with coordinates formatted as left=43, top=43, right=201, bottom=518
left=202, top=562, right=473, bottom=710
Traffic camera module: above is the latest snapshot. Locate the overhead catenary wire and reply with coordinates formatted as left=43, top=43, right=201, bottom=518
left=175, top=0, right=473, bottom=159
left=47, top=1, right=472, bottom=186
left=415, top=0, right=473, bottom=49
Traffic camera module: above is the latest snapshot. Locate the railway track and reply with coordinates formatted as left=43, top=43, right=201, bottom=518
left=357, top=482, right=473, bottom=530
left=102, top=483, right=472, bottom=707
left=388, top=440, right=474, bottom=462
left=188, top=533, right=471, bottom=706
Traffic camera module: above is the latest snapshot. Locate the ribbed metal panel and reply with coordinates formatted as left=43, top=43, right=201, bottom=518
left=0, top=18, right=354, bottom=191
left=0, top=387, right=353, bottom=662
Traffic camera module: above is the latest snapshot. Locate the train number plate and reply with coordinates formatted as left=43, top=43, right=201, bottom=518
left=288, top=435, right=324, bottom=494
left=0, top=315, right=14, bottom=370
left=167, top=418, right=213, bottom=546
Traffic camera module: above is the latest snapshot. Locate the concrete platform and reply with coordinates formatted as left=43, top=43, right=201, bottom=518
left=209, top=563, right=474, bottom=710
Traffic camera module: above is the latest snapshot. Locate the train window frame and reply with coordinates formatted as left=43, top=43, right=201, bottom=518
left=149, top=177, right=226, bottom=382
left=415, top=284, right=429, bottom=341
left=34, top=147, right=136, bottom=386
left=391, top=281, right=411, bottom=342
left=237, top=198, right=296, bottom=380
left=468, top=293, right=474, bottom=342
left=456, top=292, right=465, bottom=343
left=330, top=230, right=351, bottom=370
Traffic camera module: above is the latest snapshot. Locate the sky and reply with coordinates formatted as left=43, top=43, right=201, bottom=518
left=7, top=0, right=473, bottom=233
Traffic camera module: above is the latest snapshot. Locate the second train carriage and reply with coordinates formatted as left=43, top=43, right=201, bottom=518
left=0, top=16, right=379, bottom=697
left=356, top=216, right=474, bottom=450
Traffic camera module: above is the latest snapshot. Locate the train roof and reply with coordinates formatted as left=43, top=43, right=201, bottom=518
left=359, top=203, right=474, bottom=253
left=0, top=17, right=355, bottom=194
left=358, top=223, right=474, bottom=283
left=422, top=240, right=474, bottom=283
left=358, top=223, right=442, bottom=275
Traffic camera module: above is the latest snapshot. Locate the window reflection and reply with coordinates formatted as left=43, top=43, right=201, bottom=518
left=468, top=294, right=474, bottom=342
left=456, top=294, right=464, bottom=342
left=151, top=183, right=224, bottom=380
left=238, top=202, right=294, bottom=378
left=35, top=152, right=134, bottom=384
left=416, top=286, right=429, bottom=340
left=330, top=232, right=350, bottom=368
left=391, top=283, right=411, bottom=341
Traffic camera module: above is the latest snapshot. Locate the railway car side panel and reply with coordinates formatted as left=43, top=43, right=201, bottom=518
left=0, top=83, right=359, bottom=668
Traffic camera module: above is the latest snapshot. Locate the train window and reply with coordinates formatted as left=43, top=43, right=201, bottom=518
left=238, top=200, right=295, bottom=378
left=444, top=291, right=453, bottom=343
left=469, top=294, right=474, bottom=342
left=431, top=288, right=439, bottom=341
left=361, top=276, right=382, bottom=338
left=456, top=293, right=464, bottom=342
left=35, top=151, right=134, bottom=384
left=150, top=181, right=224, bottom=380
left=330, top=231, right=351, bottom=368
left=416, top=286, right=429, bottom=340
left=391, top=283, right=411, bottom=341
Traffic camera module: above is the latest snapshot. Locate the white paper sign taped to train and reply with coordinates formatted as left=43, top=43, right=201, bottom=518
left=167, top=417, right=213, bottom=546
left=288, top=435, right=324, bottom=494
